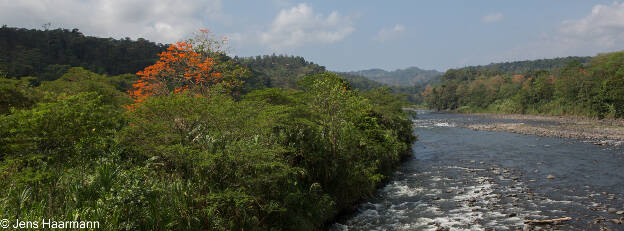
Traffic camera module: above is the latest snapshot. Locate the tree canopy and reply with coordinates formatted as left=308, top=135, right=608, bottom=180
left=423, top=52, right=624, bottom=118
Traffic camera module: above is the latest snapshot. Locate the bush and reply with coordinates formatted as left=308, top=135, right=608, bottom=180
left=0, top=92, right=123, bottom=186
left=37, top=67, right=132, bottom=107
left=118, top=92, right=337, bottom=229
left=0, top=77, right=36, bottom=114
left=1, top=70, right=415, bottom=230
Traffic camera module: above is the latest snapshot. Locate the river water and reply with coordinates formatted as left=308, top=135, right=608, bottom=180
left=332, top=111, right=624, bottom=230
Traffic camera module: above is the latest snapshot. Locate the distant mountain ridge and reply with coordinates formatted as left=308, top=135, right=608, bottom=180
left=235, top=55, right=384, bottom=91
left=344, top=66, right=442, bottom=87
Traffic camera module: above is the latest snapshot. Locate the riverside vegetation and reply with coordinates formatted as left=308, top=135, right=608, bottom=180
left=423, top=53, right=624, bottom=118
left=0, top=28, right=415, bottom=230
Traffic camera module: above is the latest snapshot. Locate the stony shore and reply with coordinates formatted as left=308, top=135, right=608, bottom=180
left=455, top=113, right=624, bottom=147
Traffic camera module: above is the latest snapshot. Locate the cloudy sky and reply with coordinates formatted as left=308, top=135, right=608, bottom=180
left=1, top=0, right=624, bottom=71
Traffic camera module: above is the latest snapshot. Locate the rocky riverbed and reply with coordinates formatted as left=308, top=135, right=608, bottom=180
left=454, top=113, right=624, bottom=147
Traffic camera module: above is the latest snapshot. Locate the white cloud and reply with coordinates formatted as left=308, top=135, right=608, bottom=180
left=0, top=0, right=226, bottom=43
left=496, top=2, right=624, bottom=61
left=482, top=13, right=503, bottom=24
left=559, top=2, right=624, bottom=50
left=373, top=24, right=406, bottom=42
left=260, top=3, right=354, bottom=50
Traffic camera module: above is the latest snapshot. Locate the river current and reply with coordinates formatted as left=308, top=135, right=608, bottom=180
left=332, top=111, right=624, bottom=230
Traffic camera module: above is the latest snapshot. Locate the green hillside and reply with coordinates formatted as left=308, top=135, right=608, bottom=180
left=424, top=53, right=624, bottom=118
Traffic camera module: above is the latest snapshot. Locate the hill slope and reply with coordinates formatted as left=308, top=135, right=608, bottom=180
left=0, top=27, right=382, bottom=91
left=423, top=53, right=624, bottom=118
left=467, top=56, right=592, bottom=74
left=0, top=26, right=166, bottom=79
left=235, top=55, right=383, bottom=91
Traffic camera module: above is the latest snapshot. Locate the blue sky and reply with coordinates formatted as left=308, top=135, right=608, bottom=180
left=2, top=0, right=624, bottom=71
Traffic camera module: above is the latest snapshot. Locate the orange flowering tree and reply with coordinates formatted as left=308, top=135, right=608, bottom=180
left=126, top=42, right=219, bottom=108
left=126, top=30, right=248, bottom=109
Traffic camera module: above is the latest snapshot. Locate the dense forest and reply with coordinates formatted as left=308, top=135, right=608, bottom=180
left=453, top=56, right=592, bottom=76
left=235, top=54, right=384, bottom=91
left=0, top=26, right=166, bottom=81
left=0, top=27, right=416, bottom=230
left=424, top=53, right=624, bottom=118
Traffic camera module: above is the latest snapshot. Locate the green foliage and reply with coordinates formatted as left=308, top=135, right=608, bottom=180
left=425, top=51, right=624, bottom=118
left=0, top=26, right=165, bottom=80
left=333, top=72, right=386, bottom=90
left=598, top=74, right=624, bottom=118
left=37, top=67, right=133, bottom=106
left=0, top=70, right=414, bottom=230
left=0, top=92, right=123, bottom=186
left=236, top=54, right=326, bottom=90
left=0, top=77, right=36, bottom=114
left=234, top=54, right=384, bottom=92
left=450, top=56, right=591, bottom=78
left=0, top=26, right=416, bottom=230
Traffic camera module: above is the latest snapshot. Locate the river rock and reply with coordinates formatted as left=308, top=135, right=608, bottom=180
left=616, top=210, right=624, bottom=215
left=608, top=208, right=617, bottom=213
left=547, top=174, right=555, bottom=179
left=522, top=224, right=531, bottom=231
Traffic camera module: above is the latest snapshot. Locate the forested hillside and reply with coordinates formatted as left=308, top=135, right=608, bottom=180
left=345, top=66, right=442, bottom=87
left=424, top=53, right=624, bottom=118
left=0, top=26, right=382, bottom=93
left=0, top=26, right=166, bottom=81
left=460, top=56, right=592, bottom=75
left=236, top=55, right=383, bottom=91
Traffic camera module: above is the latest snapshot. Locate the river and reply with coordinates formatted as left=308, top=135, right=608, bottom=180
left=332, top=110, right=624, bottom=230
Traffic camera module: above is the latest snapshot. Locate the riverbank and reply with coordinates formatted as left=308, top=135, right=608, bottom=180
left=449, top=113, right=624, bottom=147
